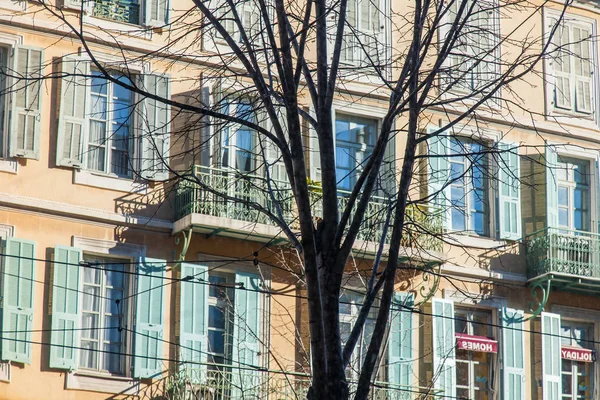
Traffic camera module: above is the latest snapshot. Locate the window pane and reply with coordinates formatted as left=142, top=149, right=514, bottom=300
left=558, top=208, right=569, bottom=227
left=82, top=286, right=100, bottom=312
left=209, top=306, right=225, bottom=329
left=558, top=186, right=568, bottom=206
left=104, top=343, right=122, bottom=375
left=81, top=313, right=99, bottom=340
left=80, top=341, right=98, bottom=369
left=208, top=330, right=225, bottom=354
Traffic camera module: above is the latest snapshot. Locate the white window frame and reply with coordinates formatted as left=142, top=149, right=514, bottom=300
left=553, top=305, right=600, bottom=400
left=78, top=254, right=132, bottom=376
left=85, top=68, right=137, bottom=179
left=447, top=136, right=491, bottom=236
left=206, top=272, right=235, bottom=368
left=551, top=143, right=600, bottom=234
left=219, top=98, right=257, bottom=173
left=544, top=9, right=599, bottom=129
left=556, top=157, right=591, bottom=232
left=66, top=237, right=145, bottom=392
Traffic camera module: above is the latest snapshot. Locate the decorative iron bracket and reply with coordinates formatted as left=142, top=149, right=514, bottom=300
left=527, top=277, right=552, bottom=320
left=171, top=228, right=193, bottom=272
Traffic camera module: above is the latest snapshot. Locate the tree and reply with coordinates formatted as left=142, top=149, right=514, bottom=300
left=7, top=0, right=575, bottom=398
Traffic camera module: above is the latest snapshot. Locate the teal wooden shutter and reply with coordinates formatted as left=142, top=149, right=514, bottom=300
left=501, top=308, right=525, bottom=400
left=498, top=142, right=522, bottom=240
left=179, top=263, right=209, bottom=382
left=388, top=292, right=413, bottom=398
left=427, top=127, right=450, bottom=229
left=541, top=312, right=561, bottom=400
left=2, top=238, right=35, bottom=364
left=232, top=272, right=263, bottom=398
left=49, top=246, right=81, bottom=370
left=56, top=56, right=89, bottom=168
left=133, top=257, right=166, bottom=379
left=9, top=46, right=43, bottom=160
left=431, top=298, right=455, bottom=400
left=140, top=74, right=171, bottom=181
left=546, top=145, right=558, bottom=228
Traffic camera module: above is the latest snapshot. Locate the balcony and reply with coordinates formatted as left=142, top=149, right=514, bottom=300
left=151, top=366, right=444, bottom=400
left=91, top=0, right=140, bottom=24
left=525, top=227, right=600, bottom=294
left=174, top=166, right=442, bottom=254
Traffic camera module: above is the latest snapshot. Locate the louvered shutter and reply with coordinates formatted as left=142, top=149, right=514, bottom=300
left=9, top=46, right=43, bottom=159
left=573, top=27, right=593, bottom=114
left=545, top=145, right=558, bottom=228
left=2, top=238, right=35, bottom=364
left=145, top=0, right=168, bottom=27
left=140, top=74, right=170, bottom=181
left=50, top=246, right=82, bottom=370
left=341, top=0, right=357, bottom=64
left=133, top=257, right=166, bottom=379
left=231, top=272, right=263, bottom=398
left=382, top=130, right=396, bottom=195
left=501, top=308, right=525, bottom=400
left=388, top=293, right=413, bottom=399
left=431, top=298, right=455, bottom=400
left=552, top=23, right=572, bottom=110
left=309, top=126, right=321, bottom=182
left=498, top=142, right=522, bottom=240
left=427, top=127, right=450, bottom=229
left=179, top=263, right=209, bottom=383
left=56, top=56, right=89, bottom=168
left=541, top=312, right=561, bottom=400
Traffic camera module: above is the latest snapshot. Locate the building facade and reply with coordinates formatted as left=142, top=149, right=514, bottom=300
left=0, top=0, right=599, bottom=399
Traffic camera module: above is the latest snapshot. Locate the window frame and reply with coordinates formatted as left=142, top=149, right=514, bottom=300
left=447, top=136, right=492, bottom=237
left=556, top=157, right=591, bottom=233
left=206, top=272, right=235, bottom=369
left=544, top=9, right=599, bottom=127
left=78, top=253, right=133, bottom=377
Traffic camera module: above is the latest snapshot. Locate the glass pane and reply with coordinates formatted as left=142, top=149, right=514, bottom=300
left=457, top=388, right=469, bottom=400
left=83, top=266, right=101, bottom=284
left=209, top=276, right=227, bottom=298
left=562, top=373, right=572, bottom=394
left=456, top=361, right=469, bottom=385
left=451, top=186, right=466, bottom=207
left=208, top=330, right=225, bottom=354
left=80, top=341, right=98, bottom=369
left=104, top=316, right=121, bottom=341
left=81, top=313, right=99, bottom=340
left=450, top=161, right=465, bottom=182
left=105, top=267, right=124, bottom=288
left=558, top=208, right=569, bottom=227
left=105, top=289, right=123, bottom=315
left=452, top=208, right=466, bottom=231
left=82, top=286, right=100, bottom=312
left=104, top=343, right=122, bottom=374
left=336, top=147, right=352, bottom=169
left=91, top=73, right=107, bottom=95
left=558, top=187, right=569, bottom=206
left=340, top=322, right=352, bottom=344
left=209, top=306, right=225, bottom=329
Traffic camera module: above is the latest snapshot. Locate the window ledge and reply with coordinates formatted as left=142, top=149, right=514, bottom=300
left=0, top=159, right=17, bottom=174
left=83, top=15, right=152, bottom=40
left=65, top=371, right=139, bottom=394
left=546, top=110, right=599, bottom=131
left=446, top=233, right=507, bottom=249
left=74, top=170, right=148, bottom=194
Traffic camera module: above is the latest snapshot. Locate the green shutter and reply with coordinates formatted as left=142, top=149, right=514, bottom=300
left=382, top=129, right=396, bottom=195
left=49, top=246, right=81, bottom=370
left=133, top=257, right=166, bottom=379
left=501, top=308, right=525, bottom=400
left=140, top=74, right=171, bottom=181
left=427, top=127, right=450, bottom=229
left=388, top=292, right=413, bottom=398
left=545, top=145, right=558, bottom=228
left=179, top=263, right=209, bottom=383
left=498, top=142, right=522, bottom=240
left=541, top=312, right=561, bottom=400
left=56, top=56, right=89, bottom=168
left=232, top=272, right=263, bottom=398
left=2, top=238, right=35, bottom=364
left=9, top=46, right=43, bottom=160
left=431, top=298, right=455, bottom=400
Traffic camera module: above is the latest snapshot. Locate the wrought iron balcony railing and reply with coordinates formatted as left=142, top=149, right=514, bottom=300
left=92, top=0, right=140, bottom=24
left=525, top=227, right=600, bottom=279
left=174, top=166, right=443, bottom=252
left=153, top=365, right=444, bottom=400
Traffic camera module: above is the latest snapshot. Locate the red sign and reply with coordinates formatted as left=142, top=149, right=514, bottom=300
left=561, top=346, right=595, bottom=363
left=456, top=333, right=498, bottom=354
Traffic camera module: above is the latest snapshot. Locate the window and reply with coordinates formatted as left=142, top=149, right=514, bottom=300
left=91, top=0, right=140, bottom=24
left=339, top=291, right=377, bottom=381
left=556, top=158, right=591, bottom=232
left=443, top=0, right=499, bottom=92
left=207, top=274, right=234, bottom=369
left=448, top=138, right=488, bottom=235
left=218, top=0, right=260, bottom=43
left=548, top=17, right=595, bottom=115
left=560, top=322, right=593, bottom=400
left=221, top=101, right=255, bottom=173
left=335, top=114, right=377, bottom=191
left=57, top=57, right=170, bottom=181
left=454, top=309, right=493, bottom=400
left=80, top=256, right=128, bottom=375
left=340, top=0, right=388, bottom=66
